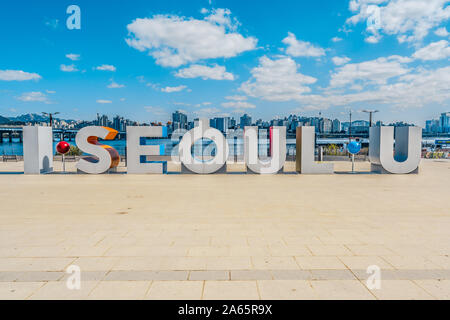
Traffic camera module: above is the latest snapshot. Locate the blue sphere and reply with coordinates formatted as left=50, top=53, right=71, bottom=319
left=347, top=141, right=361, bottom=155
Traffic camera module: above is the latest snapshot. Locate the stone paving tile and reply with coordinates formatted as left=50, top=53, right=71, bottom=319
left=112, top=257, right=166, bottom=271
left=59, top=271, right=108, bottom=282
left=0, top=258, right=75, bottom=272
left=345, top=245, right=396, bottom=256
left=251, top=257, right=300, bottom=270
left=0, top=271, right=63, bottom=282
left=307, top=245, right=354, bottom=256
left=381, top=256, right=442, bottom=270
left=203, top=281, right=259, bottom=300
left=295, top=256, right=347, bottom=269
left=310, top=280, right=375, bottom=300
left=88, top=281, right=151, bottom=300
left=352, top=269, right=450, bottom=280
left=229, top=246, right=271, bottom=257
left=258, top=280, right=316, bottom=300
left=16, top=246, right=71, bottom=258
left=29, top=281, right=99, bottom=300
left=206, top=257, right=252, bottom=270
left=338, top=256, right=395, bottom=270
left=364, top=280, right=435, bottom=300
left=231, top=270, right=273, bottom=280
left=270, top=270, right=312, bottom=280
left=187, top=246, right=230, bottom=257
left=0, top=247, right=21, bottom=258
left=106, top=246, right=188, bottom=257
left=189, top=271, right=229, bottom=281
left=268, top=245, right=311, bottom=257
left=425, top=256, right=450, bottom=269
left=414, top=280, right=450, bottom=300
left=64, top=246, right=111, bottom=257
left=161, top=257, right=209, bottom=270
left=0, top=282, right=45, bottom=300
left=146, top=281, right=203, bottom=300
left=310, top=269, right=356, bottom=280
left=72, top=257, right=120, bottom=271
left=104, top=271, right=188, bottom=281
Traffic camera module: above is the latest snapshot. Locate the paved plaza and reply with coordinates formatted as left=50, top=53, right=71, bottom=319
left=0, top=159, right=449, bottom=299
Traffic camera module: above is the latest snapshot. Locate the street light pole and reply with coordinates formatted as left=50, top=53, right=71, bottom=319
left=362, top=110, right=379, bottom=127
left=42, top=112, right=60, bottom=127
left=349, top=110, right=352, bottom=143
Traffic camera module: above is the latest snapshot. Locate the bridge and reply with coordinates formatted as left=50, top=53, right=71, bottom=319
left=0, top=126, right=127, bottom=143
left=1, top=126, right=448, bottom=144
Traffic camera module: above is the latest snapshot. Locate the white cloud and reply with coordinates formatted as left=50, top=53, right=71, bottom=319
left=96, top=99, right=112, bottom=104
left=435, top=27, right=449, bottom=37
left=297, top=65, right=450, bottom=109
left=107, top=80, right=125, bottom=88
left=161, top=85, right=188, bottom=93
left=221, top=101, right=256, bottom=110
left=144, top=106, right=168, bottom=116
left=365, top=35, right=381, bottom=43
left=332, top=37, right=343, bottom=42
left=66, top=53, right=80, bottom=61
left=332, top=56, right=351, bottom=65
left=60, top=64, right=78, bottom=72
left=282, top=32, right=326, bottom=57
left=240, top=56, right=317, bottom=101
left=17, top=91, right=49, bottom=103
left=125, top=10, right=257, bottom=67
left=0, top=70, right=41, bottom=81
left=194, top=107, right=230, bottom=118
left=175, top=64, right=234, bottom=80
left=204, top=8, right=237, bottom=30
left=413, top=40, right=450, bottom=60
left=96, top=64, right=116, bottom=72
left=225, top=95, right=247, bottom=101
left=330, top=55, right=411, bottom=87
left=347, top=0, right=450, bottom=43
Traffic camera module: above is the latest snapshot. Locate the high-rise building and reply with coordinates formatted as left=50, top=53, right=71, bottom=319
left=332, top=119, right=341, bottom=133
left=425, top=119, right=440, bottom=133
left=439, top=112, right=450, bottom=133
left=96, top=114, right=109, bottom=127
left=320, top=118, right=332, bottom=133
left=240, top=114, right=252, bottom=128
left=172, top=110, right=187, bottom=131
left=214, top=117, right=230, bottom=133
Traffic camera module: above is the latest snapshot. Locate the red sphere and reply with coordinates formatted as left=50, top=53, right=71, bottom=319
left=56, top=141, right=70, bottom=154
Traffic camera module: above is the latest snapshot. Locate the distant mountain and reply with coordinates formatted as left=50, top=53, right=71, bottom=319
left=0, top=115, right=11, bottom=124
left=8, top=113, right=49, bottom=123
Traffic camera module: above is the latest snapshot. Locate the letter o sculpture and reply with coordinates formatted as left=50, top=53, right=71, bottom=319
left=178, top=120, right=229, bottom=174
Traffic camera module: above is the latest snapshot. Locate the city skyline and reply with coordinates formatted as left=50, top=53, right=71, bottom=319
left=3, top=109, right=448, bottom=136
left=0, top=1, right=449, bottom=126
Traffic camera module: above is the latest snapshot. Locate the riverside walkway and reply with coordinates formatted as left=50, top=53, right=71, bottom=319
left=0, top=160, right=449, bottom=299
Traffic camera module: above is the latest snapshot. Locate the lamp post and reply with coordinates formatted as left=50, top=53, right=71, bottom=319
left=42, top=112, right=60, bottom=127
left=349, top=110, right=352, bottom=143
left=362, top=109, right=379, bottom=127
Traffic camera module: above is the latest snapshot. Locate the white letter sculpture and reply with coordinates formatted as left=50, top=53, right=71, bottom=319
left=23, top=126, right=53, bottom=174
left=126, top=126, right=167, bottom=174
left=296, top=126, right=333, bottom=174
left=244, top=126, right=286, bottom=174
left=369, top=126, right=421, bottom=174
left=178, top=119, right=228, bottom=174
left=76, top=126, right=120, bottom=174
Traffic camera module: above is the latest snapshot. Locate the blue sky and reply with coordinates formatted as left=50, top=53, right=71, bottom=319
left=0, top=0, right=449, bottom=125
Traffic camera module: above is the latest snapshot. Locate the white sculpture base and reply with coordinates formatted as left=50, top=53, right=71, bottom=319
left=371, top=163, right=419, bottom=174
